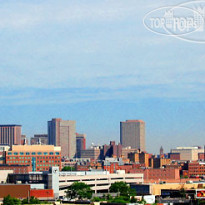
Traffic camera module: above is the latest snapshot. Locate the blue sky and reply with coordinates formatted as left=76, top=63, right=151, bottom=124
left=0, top=0, right=204, bottom=154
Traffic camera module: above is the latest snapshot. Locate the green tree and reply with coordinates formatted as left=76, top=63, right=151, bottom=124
left=62, top=166, right=76, bottom=171
left=3, top=195, right=21, bottom=205
left=110, top=196, right=129, bottom=204
left=130, top=196, right=137, bottom=203
left=66, top=182, right=93, bottom=200
left=29, top=196, right=41, bottom=204
left=109, top=182, right=135, bottom=197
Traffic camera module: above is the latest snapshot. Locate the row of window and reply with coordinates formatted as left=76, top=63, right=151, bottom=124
left=7, top=156, right=60, bottom=160
left=7, top=160, right=60, bottom=164
left=7, top=152, right=60, bottom=156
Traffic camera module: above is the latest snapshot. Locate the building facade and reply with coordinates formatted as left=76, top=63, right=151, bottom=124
left=80, top=146, right=102, bottom=160
left=0, top=125, right=21, bottom=146
left=21, top=135, right=28, bottom=145
left=128, top=151, right=150, bottom=167
left=188, top=161, right=205, bottom=177
left=170, top=147, right=203, bottom=161
left=120, top=120, right=145, bottom=151
left=59, top=170, right=144, bottom=196
left=76, top=133, right=86, bottom=158
left=48, top=118, right=76, bottom=158
left=5, top=145, right=61, bottom=172
left=30, top=134, right=48, bottom=145
left=102, top=141, right=122, bottom=159
left=0, top=164, right=32, bottom=174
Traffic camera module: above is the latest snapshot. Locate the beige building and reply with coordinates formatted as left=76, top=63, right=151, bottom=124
left=59, top=170, right=143, bottom=196
left=171, top=146, right=203, bottom=161
left=144, top=182, right=205, bottom=196
left=48, top=118, right=76, bottom=158
left=0, top=170, right=13, bottom=183
left=120, top=120, right=145, bottom=151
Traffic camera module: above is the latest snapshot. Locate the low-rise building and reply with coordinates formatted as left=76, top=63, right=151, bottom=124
left=131, top=182, right=205, bottom=196
left=170, top=147, right=203, bottom=161
left=128, top=151, right=150, bottom=167
left=150, top=157, right=171, bottom=168
left=188, top=161, right=205, bottom=177
left=59, top=170, right=144, bottom=196
left=0, top=164, right=32, bottom=174
left=80, top=146, right=102, bottom=160
left=5, top=145, right=61, bottom=172
left=129, top=167, right=180, bottom=182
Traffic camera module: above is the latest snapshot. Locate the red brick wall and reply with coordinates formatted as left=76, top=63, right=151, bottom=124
left=30, top=189, right=54, bottom=199
left=169, top=153, right=180, bottom=160
left=188, top=162, right=205, bottom=177
left=0, top=165, right=32, bottom=174
left=0, top=185, right=30, bottom=199
left=129, top=168, right=180, bottom=181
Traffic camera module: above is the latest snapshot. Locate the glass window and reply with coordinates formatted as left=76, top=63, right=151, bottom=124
left=26, top=152, right=30, bottom=155
left=37, top=152, right=42, bottom=155
left=55, top=152, right=60, bottom=155
left=49, top=152, right=54, bottom=155
left=44, top=152, right=48, bottom=155
left=20, top=152, right=24, bottom=155
left=8, top=152, right=12, bottom=155
left=14, top=152, right=18, bottom=155
left=31, top=152, right=36, bottom=155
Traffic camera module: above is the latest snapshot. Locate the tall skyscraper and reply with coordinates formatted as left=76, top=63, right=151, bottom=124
left=0, top=125, right=22, bottom=146
left=120, top=120, right=145, bottom=151
left=48, top=118, right=76, bottom=158
left=76, top=133, right=86, bottom=158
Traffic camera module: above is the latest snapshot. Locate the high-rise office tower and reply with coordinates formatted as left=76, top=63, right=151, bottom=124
left=48, top=118, right=76, bottom=158
left=76, top=133, right=86, bottom=158
left=0, top=125, right=22, bottom=146
left=120, top=120, right=145, bottom=151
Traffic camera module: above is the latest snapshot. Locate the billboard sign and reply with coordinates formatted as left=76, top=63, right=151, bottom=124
left=196, top=189, right=205, bottom=199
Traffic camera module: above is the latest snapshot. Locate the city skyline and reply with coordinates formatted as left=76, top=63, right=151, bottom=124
left=0, top=115, right=203, bottom=155
left=0, top=0, right=204, bottom=154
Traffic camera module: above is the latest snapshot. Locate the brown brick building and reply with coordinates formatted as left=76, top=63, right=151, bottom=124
left=128, top=151, right=150, bottom=167
left=0, top=125, right=21, bottom=146
left=0, top=164, right=32, bottom=174
left=188, top=161, right=205, bottom=177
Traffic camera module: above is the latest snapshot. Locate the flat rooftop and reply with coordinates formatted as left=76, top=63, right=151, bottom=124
left=0, top=125, right=21, bottom=127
